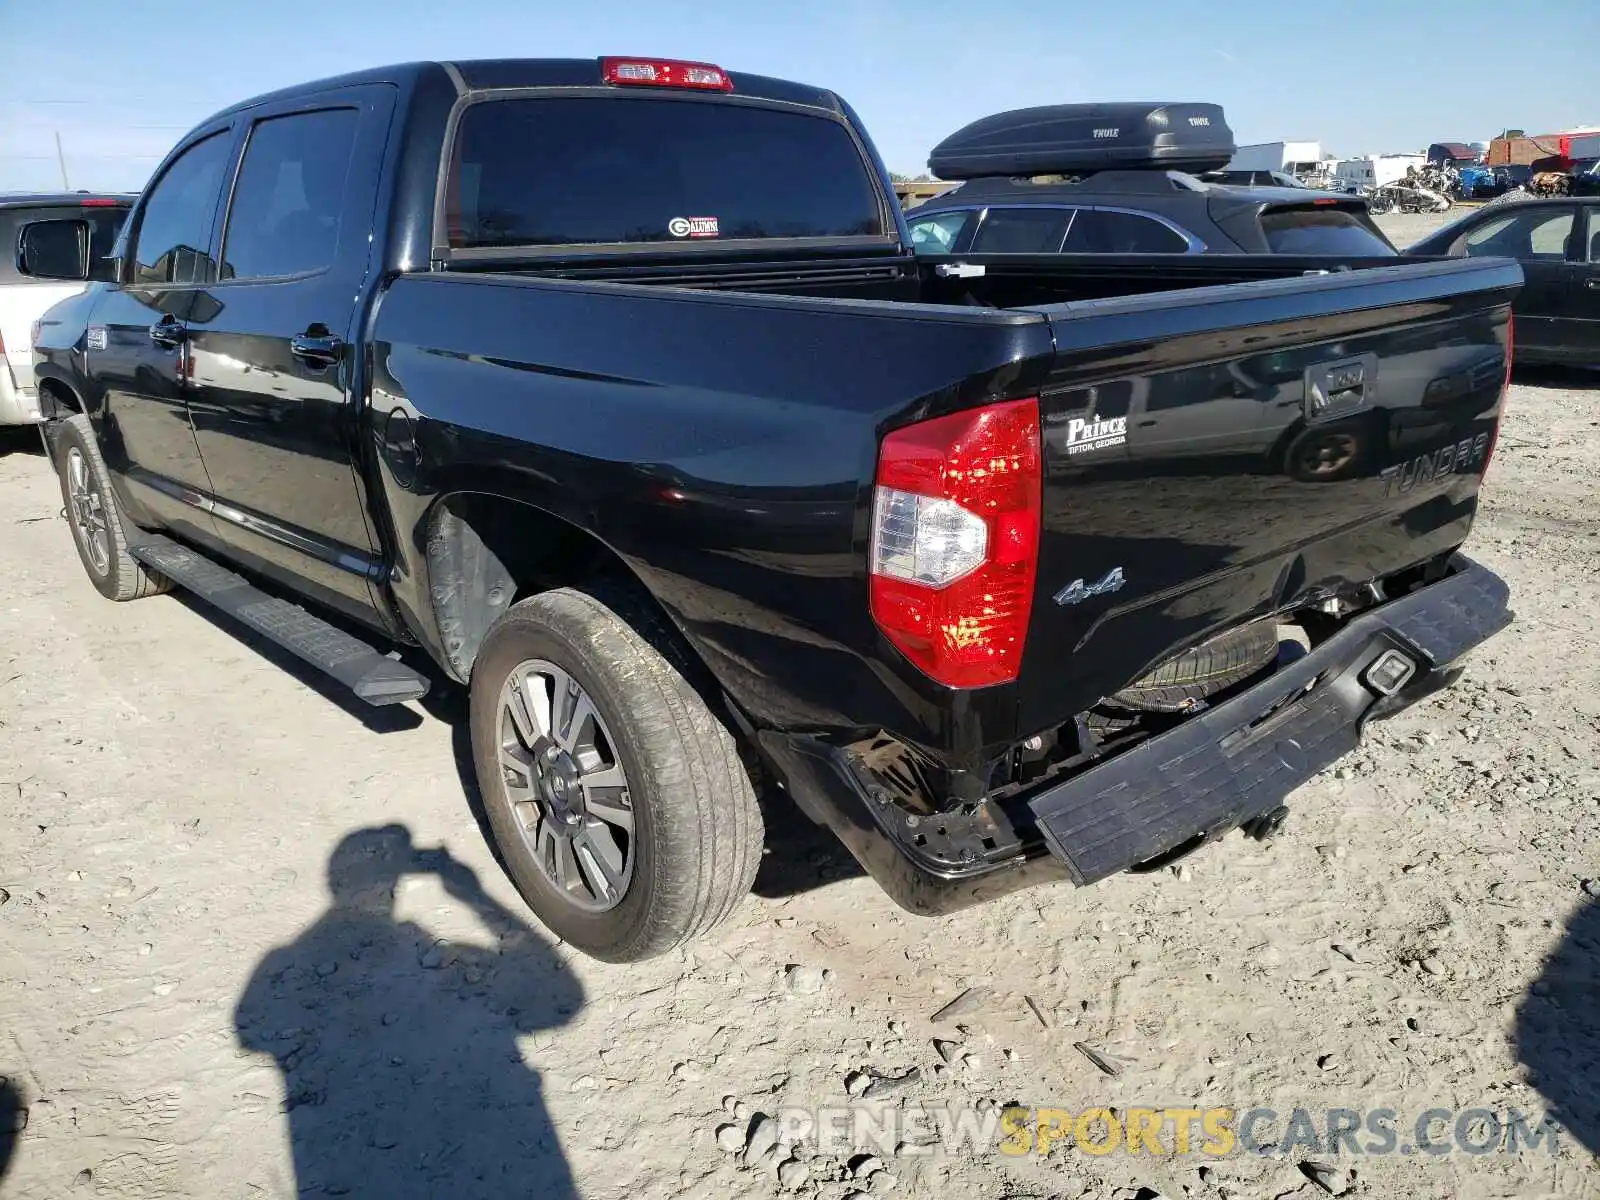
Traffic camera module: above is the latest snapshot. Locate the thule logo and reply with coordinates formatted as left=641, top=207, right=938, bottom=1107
left=1093, top=128, right=1119, bottom=139
left=1055, top=566, right=1126, bottom=606
left=1188, top=117, right=1211, bottom=126
left=1064, top=415, right=1128, bottom=455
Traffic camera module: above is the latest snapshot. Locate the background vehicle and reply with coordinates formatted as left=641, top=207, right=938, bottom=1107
left=0, top=193, right=131, bottom=425
left=905, top=173, right=1395, bottom=257
left=1225, top=140, right=1323, bottom=179
left=1495, top=165, right=1536, bottom=192
left=1335, top=154, right=1426, bottom=196
left=1408, top=197, right=1598, bottom=365
left=1572, top=160, right=1600, bottom=197
left=25, top=64, right=1516, bottom=961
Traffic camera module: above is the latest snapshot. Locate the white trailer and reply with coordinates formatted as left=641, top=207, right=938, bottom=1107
left=1334, top=154, right=1426, bottom=192
left=1227, top=141, right=1323, bottom=176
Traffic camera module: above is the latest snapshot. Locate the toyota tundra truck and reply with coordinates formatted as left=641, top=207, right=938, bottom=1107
left=24, top=58, right=1516, bottom=961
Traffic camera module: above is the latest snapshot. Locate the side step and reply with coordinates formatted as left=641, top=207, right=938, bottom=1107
left=129, top=534, right=430, bottom=706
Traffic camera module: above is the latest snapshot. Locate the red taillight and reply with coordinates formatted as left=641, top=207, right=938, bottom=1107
left=600, top=57, right=734, bottom=92
left=78, top=198, right=119, bottom=207
left=869, top=398, right=1041, bottom=689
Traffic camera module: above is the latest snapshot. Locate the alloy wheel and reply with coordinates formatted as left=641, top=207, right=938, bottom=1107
left=65, top=447, right=111, bottom=576
left=495, top=659, right=635, bottom=912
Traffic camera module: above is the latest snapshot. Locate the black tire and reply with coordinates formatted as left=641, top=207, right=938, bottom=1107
left=54, top=414, right=172, bottom=602
left=468, top=585, right=763, bottom=962
left=1111, top=619, right=1280, bottom=712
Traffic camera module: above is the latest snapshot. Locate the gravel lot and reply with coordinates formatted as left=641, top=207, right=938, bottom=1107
left=2, top=210, right=1596, bottom=1200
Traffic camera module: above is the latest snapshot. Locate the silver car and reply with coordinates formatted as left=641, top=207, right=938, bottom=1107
left=0, top=194, right=132, bottom=425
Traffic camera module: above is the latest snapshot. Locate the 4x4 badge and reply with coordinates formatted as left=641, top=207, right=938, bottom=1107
left=1054, top=566, right=1126, bottom=606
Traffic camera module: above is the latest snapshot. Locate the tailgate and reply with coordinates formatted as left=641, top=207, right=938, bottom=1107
left=1013, top=256, right=1521, bottom=735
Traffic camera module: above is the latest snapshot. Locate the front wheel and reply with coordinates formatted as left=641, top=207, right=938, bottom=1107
left=54, top=415, right=171, bottom=602
left=468, top=585, right=763, bottom=962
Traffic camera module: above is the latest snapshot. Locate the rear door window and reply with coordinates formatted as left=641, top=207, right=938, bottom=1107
left=1460, top=210, right=1575, bottom=260
left=446, top=97, right=886, bottom=250
left=969, top=208, right=1074, bottom=253
left=220, top=108, right=360, bottom=280
left=1064, top=209, right=1191, bottom=253
left=1260, top=207, right=1395, bottom=255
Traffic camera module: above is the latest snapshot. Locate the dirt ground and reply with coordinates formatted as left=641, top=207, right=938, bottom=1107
left=2, top=209, right=1597, bottom=1200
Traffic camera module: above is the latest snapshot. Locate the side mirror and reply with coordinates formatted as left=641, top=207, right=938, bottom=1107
left=16, top=218, right=91, bottom=281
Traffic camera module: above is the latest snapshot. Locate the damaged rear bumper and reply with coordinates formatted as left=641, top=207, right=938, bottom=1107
left=759, top=554, right=1511, bottom=915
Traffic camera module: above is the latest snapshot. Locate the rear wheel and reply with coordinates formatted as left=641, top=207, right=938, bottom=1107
left=468, top=585, right=763, bottom=962
left=54, top=415, right=171, bottom=602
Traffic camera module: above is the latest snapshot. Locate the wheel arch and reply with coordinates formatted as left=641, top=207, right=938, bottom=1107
left=35, top=374, right=84, bottom=419
left=423, top=491, right=722, bottom=706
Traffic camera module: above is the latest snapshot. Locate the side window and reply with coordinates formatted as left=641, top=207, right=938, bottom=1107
left=1461, top=211, right=1575, bottom=260
left=907, top=212, right=971, bottom=254
left=970, top=208, right=1074, bottom=254
left=1065, top=210, right=1191, bottom=254
left=132, top=133, right=233, bottom=285
left=220, top=108, right=360, bottom=280
left=1589, top=212, right=1600, bottom=262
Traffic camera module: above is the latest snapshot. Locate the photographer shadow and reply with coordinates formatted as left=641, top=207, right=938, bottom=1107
left=235, top=824, right=583, bottom=1198
left=1516, top=897, right=1600, bottom=1155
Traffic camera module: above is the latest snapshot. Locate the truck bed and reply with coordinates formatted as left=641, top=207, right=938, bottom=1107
left=372, top=254, right=1519, bottom=779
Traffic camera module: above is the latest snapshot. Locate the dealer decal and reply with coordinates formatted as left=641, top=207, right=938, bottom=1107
left=668, top=216, right=720, bottom=238
left=1064, top=415, right=1127, bottom=455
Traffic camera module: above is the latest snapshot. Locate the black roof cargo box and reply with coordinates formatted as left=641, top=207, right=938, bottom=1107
left=930, top=103, right=1235, bottom=179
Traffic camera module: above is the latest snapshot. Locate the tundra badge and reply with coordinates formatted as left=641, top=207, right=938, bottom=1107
left=1054, top=566, right=1126, bottom=606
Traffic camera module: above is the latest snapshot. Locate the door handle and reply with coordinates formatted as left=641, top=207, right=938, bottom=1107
left=148, top=315, right=185, bottom=347
left=1585, top=278, right=1600, bottom=291
left=290, top=332, right=344, bottom=368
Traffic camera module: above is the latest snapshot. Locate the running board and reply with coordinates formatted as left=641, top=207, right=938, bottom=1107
left=128, top=534, right=430, bottom=706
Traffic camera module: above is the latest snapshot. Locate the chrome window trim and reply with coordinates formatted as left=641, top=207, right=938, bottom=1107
left=916, top=202, right=1207, bottom=255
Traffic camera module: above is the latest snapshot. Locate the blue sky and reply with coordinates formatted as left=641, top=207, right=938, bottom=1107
left=3, top=0, right=1596, bottom=192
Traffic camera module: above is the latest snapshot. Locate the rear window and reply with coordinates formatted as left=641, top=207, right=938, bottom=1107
left=1261, top=207, right=1395, bottom=255
left=1064, top=209, right=1191, bottom=253
left=446, top=97, right=886, bottom=250
left=0, top=204, right=127, bottom=284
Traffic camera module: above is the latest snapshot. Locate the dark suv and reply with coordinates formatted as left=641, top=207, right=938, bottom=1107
left=905, top=171, right=1394, bottom=258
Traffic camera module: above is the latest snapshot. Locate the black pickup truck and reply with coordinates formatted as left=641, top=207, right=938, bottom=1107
left=25, top=58, right=1517, bottom=962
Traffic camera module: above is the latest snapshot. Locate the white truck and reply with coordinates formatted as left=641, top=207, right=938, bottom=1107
left=1226, top=141, right=1323, bottom=179
left=1334, top=154, right=1427, bottom=194
left=0, top=194, right=131, bottom=426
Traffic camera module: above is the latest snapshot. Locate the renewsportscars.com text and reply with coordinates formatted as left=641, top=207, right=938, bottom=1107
left=771, top=1104, right=1561, bottom=1158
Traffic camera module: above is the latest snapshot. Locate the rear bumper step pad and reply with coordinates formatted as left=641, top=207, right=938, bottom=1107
left=129, top=534, right=429, bottom=706
left=1027, top=555, right=1511, bottom=884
